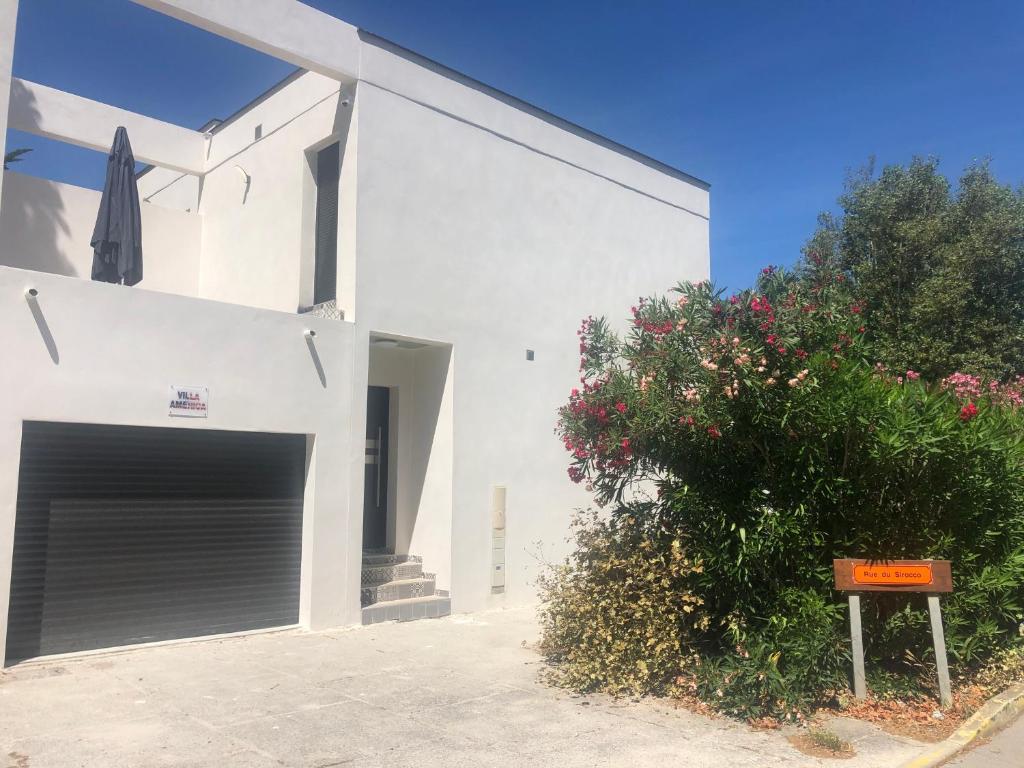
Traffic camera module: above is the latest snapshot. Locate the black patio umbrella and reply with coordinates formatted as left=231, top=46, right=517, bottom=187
left=90, top=126, right=143, bottom=286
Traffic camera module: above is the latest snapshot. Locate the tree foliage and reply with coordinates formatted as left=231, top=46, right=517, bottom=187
left=3, top=148, right=31, bottom=171
left=542, top=268, right=1024, bottom=719
left=804, top=158, right=1024, bottom=380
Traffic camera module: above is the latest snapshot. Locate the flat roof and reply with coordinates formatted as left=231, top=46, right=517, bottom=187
left=144, top=23, right=709, bottom=191
left=359, top=30, right=709, bottom=191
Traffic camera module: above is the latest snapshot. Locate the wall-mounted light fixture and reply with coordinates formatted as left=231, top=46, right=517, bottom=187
left=25, top=287, right=38, bottom=300
left=304, top=329, right=317, bottom=339
left=339, top=88, right=352, bottom=108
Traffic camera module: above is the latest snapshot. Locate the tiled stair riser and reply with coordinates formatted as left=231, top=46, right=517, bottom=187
left=375, top=577, right=435, bottom=602
left=361, top=596, right=452, bottom=625
left=362, top=553, right=423, bottom=567
left=361, top=561, right=423, bottom=586
left=359, top=551, right=451, bottom=623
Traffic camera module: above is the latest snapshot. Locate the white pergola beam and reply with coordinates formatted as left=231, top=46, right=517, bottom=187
left=9, top=78, right=206, bottom=175
left=130, top=0, right=360, bottom=82
left=0, top=0, right=20, bottom=206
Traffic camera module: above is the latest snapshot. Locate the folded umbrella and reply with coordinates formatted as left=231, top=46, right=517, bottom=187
left=91, top=126, right=143, bottom=286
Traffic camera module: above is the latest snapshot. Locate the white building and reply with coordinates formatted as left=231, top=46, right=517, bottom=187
left=0, top=0, right=709, bottom=664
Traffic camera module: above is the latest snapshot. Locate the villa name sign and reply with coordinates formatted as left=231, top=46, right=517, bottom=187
left=833, top=558, right=954, bottom=707
left=833, top=558, right=952, bottom=592
left=169, top=386, right=209, bottom=418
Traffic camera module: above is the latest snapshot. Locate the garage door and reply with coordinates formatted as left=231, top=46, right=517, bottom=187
left=5, top=422, right=306, bottom=664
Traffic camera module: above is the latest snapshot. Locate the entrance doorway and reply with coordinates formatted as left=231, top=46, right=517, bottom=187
left=363, top=386, right=390, bottom=550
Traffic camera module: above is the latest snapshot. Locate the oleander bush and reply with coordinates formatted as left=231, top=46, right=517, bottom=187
left=537, top=509, right=706, bottom=696
left=540, top=264, right=1024, bottom=720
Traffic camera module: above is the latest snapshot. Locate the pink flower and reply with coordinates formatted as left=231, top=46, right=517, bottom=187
left=906, top=370, right=920, bottom=381
left=615, top=402, right=627, bottom=414
left=707, top=425, right=721, bottom=440
left=960, top=402, right=979, bottom=421
left=943, top=372, right=984, bottom=400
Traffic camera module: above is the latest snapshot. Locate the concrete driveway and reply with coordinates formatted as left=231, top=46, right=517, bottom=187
left=1, top=607, right=927, bottom=767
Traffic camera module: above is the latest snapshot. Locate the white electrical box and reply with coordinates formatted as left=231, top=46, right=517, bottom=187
left=491, top=486, right=506, bottom=593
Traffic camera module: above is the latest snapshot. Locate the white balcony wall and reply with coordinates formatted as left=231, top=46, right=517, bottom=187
left=143, top=72, right=353, bottom=313
left=138, top=169, right=201, bottom=213
left=0, top=171, right=201, bottom=297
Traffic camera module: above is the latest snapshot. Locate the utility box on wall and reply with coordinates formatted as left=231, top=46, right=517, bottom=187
left=491, top=485, right=506, bottom=593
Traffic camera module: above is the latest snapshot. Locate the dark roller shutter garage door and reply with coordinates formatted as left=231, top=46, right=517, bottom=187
left=5, top=422, right=306, bottom=664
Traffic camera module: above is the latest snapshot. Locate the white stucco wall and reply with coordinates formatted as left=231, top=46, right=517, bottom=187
left=0, top=267, right=360, bottom=662
left=0, top=171, right=202, bottom=297
left=353, top=44, right=710, bottom=614
left=132, top=57, right=710, bottom=616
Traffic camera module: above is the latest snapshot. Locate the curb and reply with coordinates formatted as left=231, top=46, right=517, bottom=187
left=898, top=682, right=1024, bottom=768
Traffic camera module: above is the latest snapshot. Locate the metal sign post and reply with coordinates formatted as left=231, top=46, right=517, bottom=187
left=834, top=559, right=953, bottom=707
left=927, top=595, right=952, bottom=707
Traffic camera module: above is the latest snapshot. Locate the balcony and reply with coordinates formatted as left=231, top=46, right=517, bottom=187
left=1, top=69, right=356, bottom=318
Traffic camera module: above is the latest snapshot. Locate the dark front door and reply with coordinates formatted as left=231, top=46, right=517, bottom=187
left=363, top=387, right=390, bottom=550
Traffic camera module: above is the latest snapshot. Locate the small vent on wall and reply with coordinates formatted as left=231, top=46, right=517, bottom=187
left=525, top=349, right=535, bottom=361
left=254, top=124, right=263, bottom=141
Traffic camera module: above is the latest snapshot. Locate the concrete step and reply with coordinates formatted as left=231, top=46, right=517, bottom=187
left=361, top=595, right=452, bottom=625
left=361, top=576, right=435, bottom=607
left=361, top=560, right=423, bottom=587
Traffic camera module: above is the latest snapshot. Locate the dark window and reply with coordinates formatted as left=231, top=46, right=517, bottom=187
left=313, top=141, right=340, bottom=304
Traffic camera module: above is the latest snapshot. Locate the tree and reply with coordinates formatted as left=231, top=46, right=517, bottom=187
left=803, top=158, right=1024, bottom=380
left=546, top=272, right=1024, bottom=718
left=3, top=147, right=31, bottom=170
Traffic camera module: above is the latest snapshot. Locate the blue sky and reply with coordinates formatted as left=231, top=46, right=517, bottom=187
left=8, top=1, right=1024, bottom=292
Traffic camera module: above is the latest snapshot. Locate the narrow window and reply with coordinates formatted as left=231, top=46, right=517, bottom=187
left=313, top=141, right=340, bottom=305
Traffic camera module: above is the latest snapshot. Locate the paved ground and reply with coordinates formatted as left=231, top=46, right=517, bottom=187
left=946, top=717, right=1024, bottom=767
left=0, top=607, right=929, bottom=768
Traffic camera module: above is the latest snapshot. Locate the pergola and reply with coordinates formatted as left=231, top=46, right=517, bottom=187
left=0, top=0, right=361, bottom=203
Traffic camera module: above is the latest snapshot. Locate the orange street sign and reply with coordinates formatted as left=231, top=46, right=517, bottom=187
left=853, top=563, right=931, bottom=586
left=834, top=559, right=952, bottom=593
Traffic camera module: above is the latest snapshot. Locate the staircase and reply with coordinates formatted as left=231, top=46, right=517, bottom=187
left=360, top=551, right=451, bottom=625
